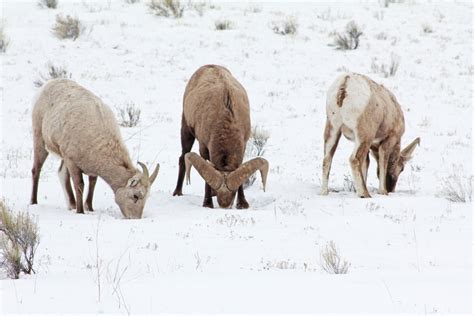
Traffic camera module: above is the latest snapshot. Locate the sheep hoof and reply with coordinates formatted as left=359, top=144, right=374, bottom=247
left=203, top=200, right=214, bottom=208
left=359, top=192, right=372, bottom=198
left=173, top=189, right=183, bottom=196
left=378, top=189, right=388, bottom=195
left=84, top=203, right=94, bottom=212
left=320, top=189, right=329, bottom=196
left=237, top=200, right=249, bottom=209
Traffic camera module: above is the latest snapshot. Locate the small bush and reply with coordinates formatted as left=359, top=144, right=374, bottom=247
left=38, top=0, right=58, bottom=9
left=371, top=53, right=400, bottom=77
left=1, top=238, right=21, bottom=279
left=34, top=63, right=72, bottom=87
left=243, top=126, right=270, bottom=188
left=320, top=241, right=350, bottom=274
left=116, top=103, right=141, bottom=127
left=0, top=200, right=40, bottom=279
left=215, top=19, right=234, bottom=30
left=125, top=0, right=140, bottom=3
left=52, top=15, right=82, bottom=40
left=422, top=23, right=433, bottom=34
left=0, top=25, right=10, bottom=53
left=439, top=169, right=472, bottom=203
left=375, top=32, right=388, bottom=40
left=343, top=174, right=356, bottom=192
left=148, top=0, right=184, bottom=18
left=333, top=21, right=363, bottom=50
left=271, top=17, right=298, bottom=36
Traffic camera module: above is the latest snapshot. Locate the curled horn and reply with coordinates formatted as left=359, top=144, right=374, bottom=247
left=149, top=163, right=160, bottom=185
left=138, top=161, right=149, bottom=179
left=185, top=152, right=223, bottom=190
left=226, top=158, right=269, bottom=192
left=138, top=161, right=160, bottom=186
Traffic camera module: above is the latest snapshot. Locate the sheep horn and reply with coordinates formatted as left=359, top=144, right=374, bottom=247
left=185, top=152, right=223, bottom=190
left=138, top=161, right=149, bottom=179
left=149, top=163, right=160, bottom=185
left=226, top=158, right=269, bottom=192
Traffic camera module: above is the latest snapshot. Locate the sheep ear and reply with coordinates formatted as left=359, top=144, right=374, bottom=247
left=401, top=137, right=420, bottom=161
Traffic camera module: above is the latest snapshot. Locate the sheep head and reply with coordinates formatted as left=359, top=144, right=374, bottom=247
left=184, top=152, right=268, bottom=208
left=115, top=162, right=160, bottom=219
left=385, top=137, right=420, bottom=192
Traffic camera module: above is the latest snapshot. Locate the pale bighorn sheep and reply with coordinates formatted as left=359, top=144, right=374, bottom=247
left=31, top=79, right=159, bottom=219
left=173, top=65, right=269, bottom=208
left=321, top=73, right=420, bottom=197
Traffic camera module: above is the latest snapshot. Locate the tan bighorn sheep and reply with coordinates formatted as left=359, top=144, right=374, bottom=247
left=30, top=79, right=159, bottom=219
left=321, top=73, right=420, bottom=198
left=173, top=65, right=269, bottom=208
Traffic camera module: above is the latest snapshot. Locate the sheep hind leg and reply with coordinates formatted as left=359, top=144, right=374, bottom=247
left=30, top=140, right=49, bottom=205
left=173, top=120, right=195, bottom=196
left=84, top=176, right=98, bottom=212
left=320, top=119, right=342, bottom=195
left=199, top=145, right=214, bottom=208
left=58, top=160, right=76, bottom=210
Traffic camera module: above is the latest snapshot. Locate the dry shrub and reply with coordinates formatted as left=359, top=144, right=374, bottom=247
left=34, top=63, right=72, bottom=87
left=333, top=21, right=363, bottom=50
left=148, top=0, right=184, bottom=18
left=52, top=15, right=82, bottom=40
left=38, top=0, right=58, bottom=9
left=0, top=200, right=40, bottom=279
left=320, top=240, right=350, bottom=274
left=116, top=103, right=141, bottom=127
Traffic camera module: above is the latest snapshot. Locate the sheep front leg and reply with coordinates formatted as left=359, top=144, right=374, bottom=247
left=65, top=160, right=85, bottom=214
left=236, top=186, right=249, bottom=209
left=199, top=144, right=214, bottom=208
left=85, top=176, right=98, bottom=211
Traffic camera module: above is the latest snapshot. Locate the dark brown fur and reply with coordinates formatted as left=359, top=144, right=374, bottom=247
left=336, top=75, right=350, bottom=107
left=173, top=65, right=251, bottom=208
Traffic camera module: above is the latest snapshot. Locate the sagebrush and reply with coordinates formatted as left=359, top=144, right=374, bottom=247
left=52, top=15, right=82, bottom=40
left=271, top=17, right=298, bottom=35
left=148, top=0, right=184, bottom=18
left=438, top=169, right=472, bottom=203
left=0, top=25, right=10, bottom=53
left=333, top=21, right=363, bottom=50
left=243, top=126, right=270, bottom=188
left=38, top=0, right=58, bottom=9
left=34, top=63, right=72, bottom=87
left=320, top=240, right=350, bottom=274
left=116, top=103, right=141, bottom=127
left=215, top=19, right=234, bottom=30
left=0, top=200, right=40, bottom=279
left=371, top=53, right=400, bottom=77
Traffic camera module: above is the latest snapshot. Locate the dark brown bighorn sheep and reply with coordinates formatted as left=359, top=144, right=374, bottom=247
left=31, top=79, right=159, bottom=219
left=321, top=73, right=420, bottom=198
left=173, top=65, right=269, bottom=208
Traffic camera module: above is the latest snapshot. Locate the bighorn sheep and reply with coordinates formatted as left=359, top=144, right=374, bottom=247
left=173, top=65, right=269, bottom=208
left=30, top=79, right=159, bottom=219
left=321, top=73, right=420, bottom=198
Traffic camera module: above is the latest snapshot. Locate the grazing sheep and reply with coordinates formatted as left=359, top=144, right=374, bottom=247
left=321, top=73, right=420, bottom=197
left=30, top=79, right=159, bottom=219
left=173, top=65, right=269, bottom=208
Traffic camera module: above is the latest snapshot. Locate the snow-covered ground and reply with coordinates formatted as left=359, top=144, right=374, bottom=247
left=1, top=0, right=472, bottom=314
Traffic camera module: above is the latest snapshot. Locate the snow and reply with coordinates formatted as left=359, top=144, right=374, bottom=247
left=0, top=0, right=472, bottom=314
